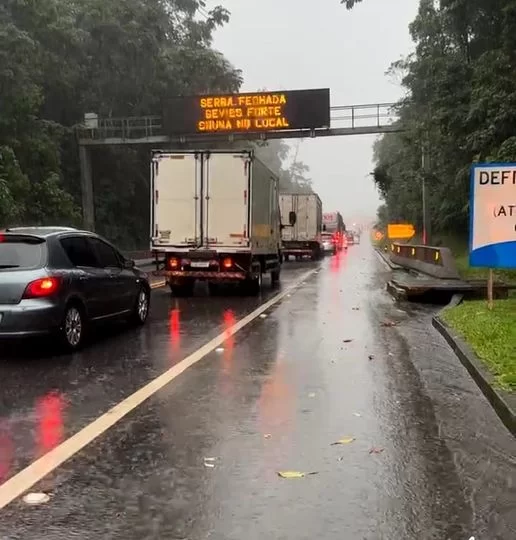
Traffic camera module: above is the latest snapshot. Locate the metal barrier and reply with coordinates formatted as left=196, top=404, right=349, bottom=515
left=389, top=242, right=461, bottom=280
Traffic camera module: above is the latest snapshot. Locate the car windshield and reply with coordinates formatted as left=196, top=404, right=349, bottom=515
left=0, top=237, right=46, bottom=270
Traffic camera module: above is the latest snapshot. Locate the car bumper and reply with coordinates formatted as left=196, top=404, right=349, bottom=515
left=0, top=301, right=63, bottom=338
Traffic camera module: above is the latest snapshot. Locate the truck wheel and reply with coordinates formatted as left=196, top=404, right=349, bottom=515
left=243, top=271, right=262, bottom=296
left=169, top=281, right=194, bottom=297
left=271, top=267, right=280, bottom=287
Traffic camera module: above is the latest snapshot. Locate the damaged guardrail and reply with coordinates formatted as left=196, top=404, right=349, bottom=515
left=389, top=243, right=461, bottom=280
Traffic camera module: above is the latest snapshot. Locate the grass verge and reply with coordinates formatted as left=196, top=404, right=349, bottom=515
left=442, top=298, right=516, bottom=391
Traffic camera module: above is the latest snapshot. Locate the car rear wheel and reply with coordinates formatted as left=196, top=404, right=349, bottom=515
left=60, top=304, right=86, bottom=351
left=131, top=286, right=150, bottom=326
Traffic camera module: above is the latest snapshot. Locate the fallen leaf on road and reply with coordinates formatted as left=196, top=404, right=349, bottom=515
left=331, top=437, right=356, bottom=445
left=369, top=447, right=385, bottom=455
left=277, top=471, right=318, bottom=479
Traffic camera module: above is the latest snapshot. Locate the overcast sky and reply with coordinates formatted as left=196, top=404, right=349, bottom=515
left=212, top=0, right=418, bottom=225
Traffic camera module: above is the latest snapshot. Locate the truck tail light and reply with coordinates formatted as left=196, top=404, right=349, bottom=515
left=23, top=277, right=60, bottom=299
left=222, top=257, right=233, bottom=269
left=168, top=257, right=179, bottom=269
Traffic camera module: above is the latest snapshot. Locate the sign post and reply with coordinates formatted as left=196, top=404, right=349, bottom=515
left=470, top=163, right=516, bottom=308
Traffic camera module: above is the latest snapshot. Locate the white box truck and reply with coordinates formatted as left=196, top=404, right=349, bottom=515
left=279, top=193, right=323, bottom=260
left=150, top=149, right=282, bottom=295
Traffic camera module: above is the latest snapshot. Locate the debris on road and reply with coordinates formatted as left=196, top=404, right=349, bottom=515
left=381, top=320, right=398, bottom=327
left=369, top=447, right=385, bottom=455
left=343, top=339, right=353, bottom=343
left=331, top=437, right=356, bottom=445
left=23, top=493, right=50, bottom=505
left=277, top=471, right=319, bottom=479
left=259, top=314, right=267, bottom=319
left=352, top=307, right=360, bottom=311
left=204, top=457, right=217, bottom=468
left=215, top=347, right=224, bottom=353
left=353, top=412, right=362, bottom=417
left=264, top=433, right=272, bottom=439
left=308, top=392, right=316, bottom=398
left=368, top=354, right=375, bottom=360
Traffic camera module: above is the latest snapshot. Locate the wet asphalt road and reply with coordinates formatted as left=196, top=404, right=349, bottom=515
left=0, top=244, right=515, bottom=539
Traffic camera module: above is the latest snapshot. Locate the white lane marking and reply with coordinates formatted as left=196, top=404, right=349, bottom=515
left=0, top=269, right=316, bottom=510
left=150, top=280, right=165, bottom=289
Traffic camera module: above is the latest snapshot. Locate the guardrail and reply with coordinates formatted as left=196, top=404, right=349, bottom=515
left=389, top=242, right=461, bottom=280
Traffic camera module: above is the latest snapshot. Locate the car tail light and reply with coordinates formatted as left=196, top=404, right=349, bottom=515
left=23, top=277, right=60, bottom=299
left=168, top=257, right=179, bottom=269
left=222, top=257, right=233, bottom=269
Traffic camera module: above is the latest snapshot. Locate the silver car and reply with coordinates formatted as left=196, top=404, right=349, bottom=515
left=0, top=227, right=151, bottom=350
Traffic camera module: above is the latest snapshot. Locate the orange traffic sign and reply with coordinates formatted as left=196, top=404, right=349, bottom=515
left=387, top=223, right=415, bottom=239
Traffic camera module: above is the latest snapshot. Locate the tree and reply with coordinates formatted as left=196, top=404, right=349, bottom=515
left=0, top=0, right=243, bottom=246
left=372, top=0, right=516, bottom=240
left=255, top=140, right=313, bottom=193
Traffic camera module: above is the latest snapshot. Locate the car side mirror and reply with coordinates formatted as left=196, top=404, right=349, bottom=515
left=124, top=259, right=135, bottom=269
left=289, top=211, right=297, bottom=226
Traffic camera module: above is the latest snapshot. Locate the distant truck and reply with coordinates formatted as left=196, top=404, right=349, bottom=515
left=150, top=149, right=282, bottom=296
left=322, top=211, right=347, bottom=251
left=279, top=193, right=323, bottom=260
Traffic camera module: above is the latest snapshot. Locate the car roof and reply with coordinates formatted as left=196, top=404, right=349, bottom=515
left=3, top=226, right=89, bottom=238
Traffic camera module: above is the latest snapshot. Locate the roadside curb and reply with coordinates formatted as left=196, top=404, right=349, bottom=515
left=432, top=297, right=516, bottom=437
left=374, top=248, right=400, bottom=270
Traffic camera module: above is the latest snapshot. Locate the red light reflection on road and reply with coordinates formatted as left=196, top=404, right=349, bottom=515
left=36, top=391, right=65, bottom=457
left=0, top=420, right=13, bottom=484
left=169, top=308, right=181, bottom=351
left=223, top=309, right=236, bottom=351
left=257, top=358, right=294, bottom=438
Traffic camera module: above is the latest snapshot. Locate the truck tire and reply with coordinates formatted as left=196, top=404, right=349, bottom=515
left=271, top=266, right=281, bottom=286
left=242, top=271, right=262, bottom=296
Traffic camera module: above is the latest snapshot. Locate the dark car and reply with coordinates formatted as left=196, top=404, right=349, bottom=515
left=0, top=227, right=151, bottom=350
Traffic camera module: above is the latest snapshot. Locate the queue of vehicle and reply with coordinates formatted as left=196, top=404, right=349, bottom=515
left=0, top=148, right=356, bottom=351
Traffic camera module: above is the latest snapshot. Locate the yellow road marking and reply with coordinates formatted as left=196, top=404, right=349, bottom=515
left=0, top=269, right=316, bottom=509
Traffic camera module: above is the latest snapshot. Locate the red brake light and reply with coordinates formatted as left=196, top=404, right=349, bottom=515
left=222, top=257, right=233, bottom=269
left=168, top=257, right=179, bottom=269
left=23, top=277, right=60, bottom=299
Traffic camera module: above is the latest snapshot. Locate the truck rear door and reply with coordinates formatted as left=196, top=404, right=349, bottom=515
left=203, top=152, right=250, bottom=248
left=152, top=153, right=200, bottom=247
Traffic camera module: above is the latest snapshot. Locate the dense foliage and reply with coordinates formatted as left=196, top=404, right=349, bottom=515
left=372, top=0, right=516, bottom=239
left=0, top=0, right=312, bottom=249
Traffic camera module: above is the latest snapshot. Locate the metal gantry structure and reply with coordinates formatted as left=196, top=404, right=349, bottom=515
left=77, top=102, right=402, bottom=230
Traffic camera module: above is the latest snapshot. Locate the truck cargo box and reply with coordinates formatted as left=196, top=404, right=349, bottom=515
left=280, top=193, right=323, bottom=260
left=150, top=149, right=281, bottom=295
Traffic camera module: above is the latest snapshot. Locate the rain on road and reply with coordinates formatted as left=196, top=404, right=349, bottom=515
left=0, top=244, right=515, bottom=539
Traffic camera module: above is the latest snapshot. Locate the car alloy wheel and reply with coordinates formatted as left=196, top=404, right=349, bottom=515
left=64, top=306, right=82, bottom=348
left=137, top=288, right=149, bottom=323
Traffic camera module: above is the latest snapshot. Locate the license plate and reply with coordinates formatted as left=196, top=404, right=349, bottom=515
left=191, top=261, right=210, bottom=268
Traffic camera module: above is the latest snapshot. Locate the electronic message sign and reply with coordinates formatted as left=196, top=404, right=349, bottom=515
left=469, top=163, right=516, bottom=268
left=387, top=223, right=415, bottom=240
left=163, top=89, right=330, bottom=135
